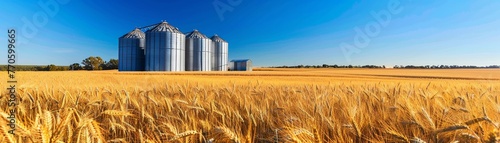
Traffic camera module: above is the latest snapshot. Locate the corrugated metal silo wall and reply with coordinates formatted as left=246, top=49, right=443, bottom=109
left=213, top=41, right=228, bottom=71
left=119, top=38, right=145, bottom=71
left=211, top=42, right=215, bottom=71
left=145, top=31, right=185, bottom=71
left=180, top=34, right=186, bottom=71
left=186, top=38, right=212, bottom=71
left=185, top=39, right=193, bottom=70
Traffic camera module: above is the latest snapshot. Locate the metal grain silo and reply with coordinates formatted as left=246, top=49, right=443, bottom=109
left=118, top=28, right=145, bottom=71
left=145, top=22, right=185, bottom=71
left=185, top=30, right=212, bottom=71
left=211, top=34, right=228, bottom=71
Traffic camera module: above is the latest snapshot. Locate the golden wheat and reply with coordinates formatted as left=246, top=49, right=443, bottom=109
left=0, top=68, right=499, bottom=142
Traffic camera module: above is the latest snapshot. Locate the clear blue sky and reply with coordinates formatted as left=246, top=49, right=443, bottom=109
left=1, top=0, right=499, bottom=66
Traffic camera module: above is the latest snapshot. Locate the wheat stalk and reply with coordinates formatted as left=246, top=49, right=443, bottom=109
left=386, top=130, right=409, bottom=142
left=433, top=125, right=469, bottom=134
left=212, top=127, right=240, bottom=143
left=409, top=137, right=426, bottom=143
left=169, top=130, right=198, bottom=141
left=102, top=110, right=133, bottom=117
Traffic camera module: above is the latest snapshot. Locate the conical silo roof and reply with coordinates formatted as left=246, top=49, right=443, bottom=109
left=121, top=28, right=145, bottom=39
left=147, top=21, right=183, bottom=33
left=211, top=34, right=227, bottom=42
left=186, top=29, right=209, bottom=39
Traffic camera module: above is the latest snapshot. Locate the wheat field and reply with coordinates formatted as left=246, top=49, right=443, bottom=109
left=1, top=68, right=500, bottom=143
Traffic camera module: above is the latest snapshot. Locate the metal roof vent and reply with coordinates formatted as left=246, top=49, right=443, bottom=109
left=186, top=29, right=209, bottom=39
left=147, top=21, right=183, bottom=33
left=120, top=28, right=145, bottom=39
left=210, top=34, right=227, bottom=43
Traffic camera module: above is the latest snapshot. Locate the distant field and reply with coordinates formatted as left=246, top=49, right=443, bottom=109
left=1, top=68, right=500, bottom=142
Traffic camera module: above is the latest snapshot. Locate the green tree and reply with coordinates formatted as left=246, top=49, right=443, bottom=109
left=47, top=64, right=58, bottom=71
left=108, top=59, right=118, bottom=69
left=102, top=59, right=119, bottom=70
left=69, top=63, right=82, bottom=70
left=82, top=56, right=104, bottom=70
left=60, top=66, right=69, bottom=71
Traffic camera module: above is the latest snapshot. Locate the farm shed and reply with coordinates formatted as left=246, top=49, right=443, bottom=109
left=230, top=59, right=252, bottom=71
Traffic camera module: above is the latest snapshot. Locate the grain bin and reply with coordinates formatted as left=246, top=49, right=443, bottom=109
left=211, top=34, right=228, bottom=71
left=185, top=30, right=212, bottom=71
left=145, top=22, right=185, bottom=71
left=118, top=28, right=145, bottom=71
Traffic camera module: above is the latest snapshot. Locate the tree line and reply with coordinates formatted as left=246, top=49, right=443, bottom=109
left=0, top=56, right=118, bottom=71
left=272, top=64, right=386, bottom=68
left=272, top=64, right=500, bottom=69
left=72, top=56, right=118, bottom=70
left=394, top=65, right=500, bottom=69
left=2, top=59, right=499, bottom=71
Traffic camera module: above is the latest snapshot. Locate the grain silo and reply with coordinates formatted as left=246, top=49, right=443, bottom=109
left=211, top=34, right=228, bottom=71
left=185, top=30, right=212, bottom=71
left=118, top=28, right=145, bottom=71
left=145, top=22, right=185, bottom=71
